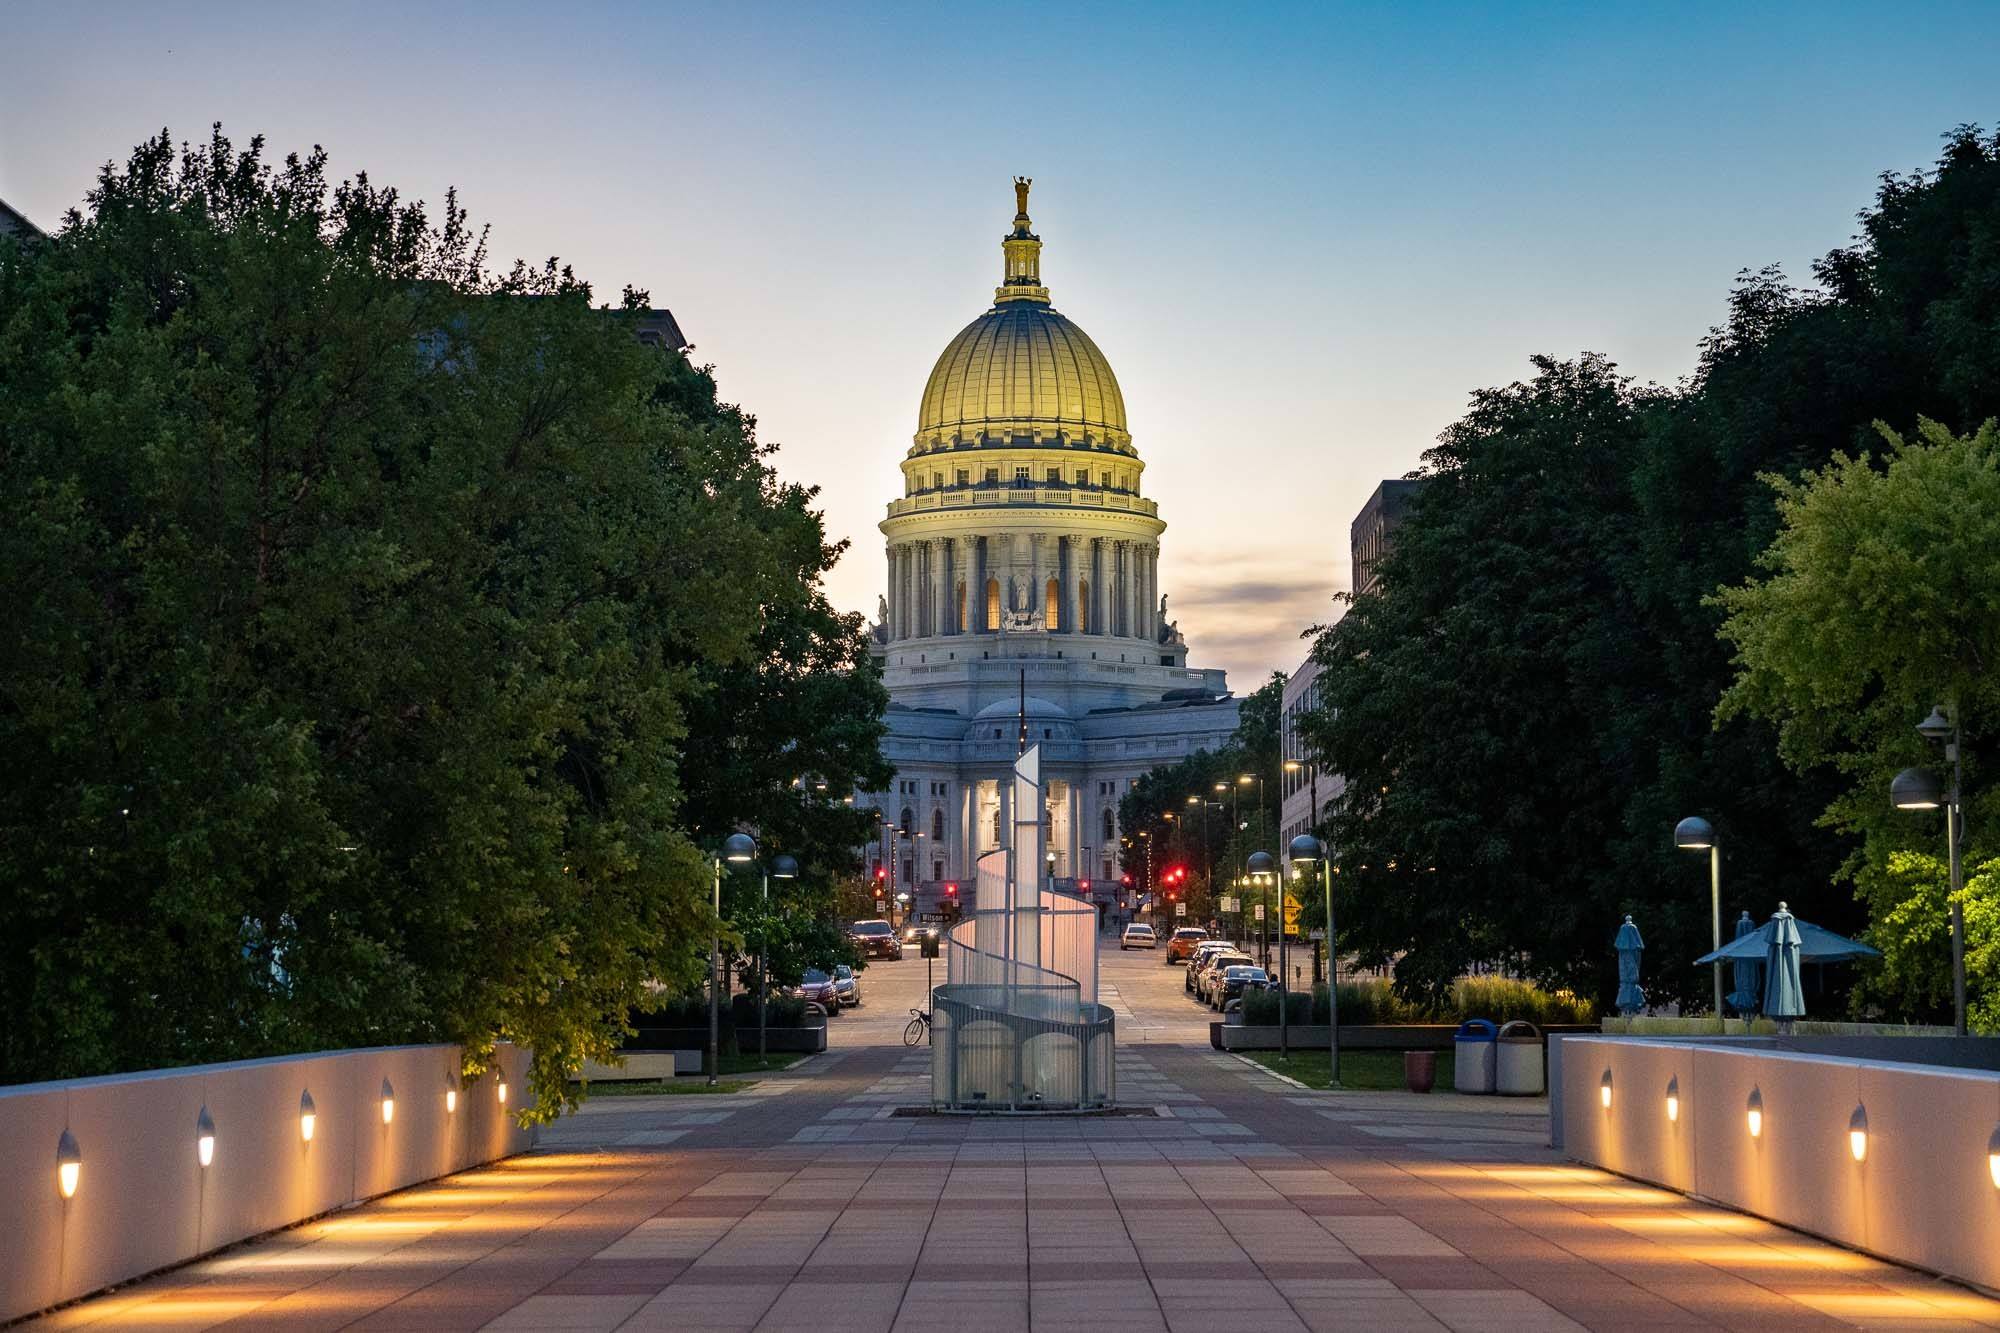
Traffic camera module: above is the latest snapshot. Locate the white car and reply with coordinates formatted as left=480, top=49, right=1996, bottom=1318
left=1120, top=923, right=1158, bottom=950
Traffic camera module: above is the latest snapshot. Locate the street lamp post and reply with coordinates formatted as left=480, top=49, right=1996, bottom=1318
left=1291, top=834, right=1336, bottom=1085
left=1891, top=703, right=1969, bottom=1036
left=1673, top=817, right=1723, bottom=1026
left=1248, top=850, right=1281, bottom=1054
left=715, top=833, right=757, bottom=1086
left=765, top=854, right=799, bottom=1064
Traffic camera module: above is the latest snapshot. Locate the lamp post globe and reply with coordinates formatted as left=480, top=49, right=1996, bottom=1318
left=723, top=832, right=758, bottom=863
left=1889, top=767, right=1943, bottom=810
left=1917, top=704, right=1953, bottom=743
left=1246, top=850, right=1276, bottom=875
left=1673, top=816, right=1715, bottom=851
left=1674, top=816, right=1723, bottom=1024
left=1288, top=834, right=1324, bottom=864
left=771, top=854, right=799, bottom=879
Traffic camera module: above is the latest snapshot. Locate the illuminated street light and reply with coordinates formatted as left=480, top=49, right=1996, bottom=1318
left=299, top=1089, right=316, bottom=1143
left=1848, top=1105, right=1868, bottom=1162
left=1674, top=816, right=1723, bottom=1025
left=1665, top=1075, right=1679, bottom=1124
left=1890, top=702, right=1968, bottom=1035
left=1746, top=1087, right=1764, bottom=1139
left=196, top=1106, right=216, bottom=1168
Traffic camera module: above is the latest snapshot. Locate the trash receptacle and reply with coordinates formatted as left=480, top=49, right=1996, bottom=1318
left=1453, top=1019, right=1497, bottom=1094
left=1495, top=1020, right=1544, bottom=1095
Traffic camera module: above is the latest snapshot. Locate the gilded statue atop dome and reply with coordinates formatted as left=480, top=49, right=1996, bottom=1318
left=1013, top=176, right=1031, bottom=216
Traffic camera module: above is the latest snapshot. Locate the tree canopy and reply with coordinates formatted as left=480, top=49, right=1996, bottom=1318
left=1295, top=126, right=2000, bottom=1019
left=0, top=128, right=887, bottom=1112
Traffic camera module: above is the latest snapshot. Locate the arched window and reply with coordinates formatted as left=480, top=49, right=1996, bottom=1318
left=1045, top=578, right=1060, bottom=630
left=1102, top=808, right=1115, bottom=841
left=1078, top=580, right=1090, bottom=633
left=985, top=578, right=1001, bottom=630
left=931, top=808, right=944, bottom=841
left=900, top=806, right=914, bottom=833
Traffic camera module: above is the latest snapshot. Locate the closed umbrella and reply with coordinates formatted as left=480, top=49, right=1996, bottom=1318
left=1614, top=915, right=1645, bottom=1015
left=1726, top=910, right=1762, bottom=1015
left=1763, top=902, right=1806, bottom=1031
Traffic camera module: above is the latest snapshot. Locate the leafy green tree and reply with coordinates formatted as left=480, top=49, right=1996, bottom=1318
left=1116, top=673, right=1286, bottom=908
left=1716, top=420, right=2000, bottom=1026
left=1298, top=355, right=1653, bottom=1003
left=1295, top=126, right=2000, bottom=1015
left=0, top=128, right=885, bottom=1112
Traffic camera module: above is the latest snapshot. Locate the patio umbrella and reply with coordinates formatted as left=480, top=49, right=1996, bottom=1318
left=1762, top=902, right=1806, bottom=1028
left=1695, top=915, right=1881, bottom=965
left=1613, top=915, right=1646, bottom=1015
left=1726, top=910, right=1762, bottom=1015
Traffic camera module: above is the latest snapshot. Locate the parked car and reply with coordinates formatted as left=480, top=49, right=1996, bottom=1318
left=831, top=963, right=862, bottom=1008
left=850, top=919, right=903, bottom=960
left=1165, top=926, right=1209, bottom=963
left=1185, top=941, right=1238, bottom=991
left=1213, top=964, right=1270, bottom=1010
left=1120, top=923, right=1158, bottom=950
left=1197, top=952, right=1254, bottom=1005
left=791, top=968, right=839, bottom=1013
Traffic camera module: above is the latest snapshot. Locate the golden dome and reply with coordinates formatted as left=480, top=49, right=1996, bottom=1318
left=912, top=179, right=1131, bottom=453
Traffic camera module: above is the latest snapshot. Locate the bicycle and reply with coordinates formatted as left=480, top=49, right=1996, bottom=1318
left=902, top=1007, right=932, bottom=1047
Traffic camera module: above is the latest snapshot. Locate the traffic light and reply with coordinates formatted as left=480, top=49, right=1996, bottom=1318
left=944, top=883, right=957, bottom=898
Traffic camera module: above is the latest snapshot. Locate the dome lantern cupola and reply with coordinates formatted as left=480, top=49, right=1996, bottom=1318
left=913, top=179, right=1131, bottom=454
left=997, top=176, right=1049, bottom=305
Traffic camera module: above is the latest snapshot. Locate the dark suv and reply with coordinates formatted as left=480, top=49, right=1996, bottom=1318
left=850, top=919, right=903, bottom=959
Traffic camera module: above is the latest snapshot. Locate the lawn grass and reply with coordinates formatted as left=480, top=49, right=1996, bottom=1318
left=1246, top=1048, right=1457, bottom=1091
left=575, top=1078, right=755, bottom=1097
left=719, top=1051, right=805, bottom=1075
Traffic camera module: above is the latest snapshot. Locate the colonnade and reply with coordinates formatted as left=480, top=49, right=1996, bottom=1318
left=884, top=533, right=1158, bottom=644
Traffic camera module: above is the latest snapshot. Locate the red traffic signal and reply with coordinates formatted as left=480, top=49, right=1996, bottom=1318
left=944, top=883, right=958, bottom=897
left=874, top=865, right=887, bottom=881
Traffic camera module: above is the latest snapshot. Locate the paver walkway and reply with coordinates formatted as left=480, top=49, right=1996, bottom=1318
left=27, top=1038, right=2000, bottom=1331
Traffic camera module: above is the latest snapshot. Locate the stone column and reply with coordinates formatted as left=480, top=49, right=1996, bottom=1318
left=900, top=544, right=913, bottom=641
left=1096, top=536, right=1112, bottom=636
left=889, top=544, right=902, bottom=641
left=885, top=544, right=896, bottom=641
left=1062, top=536, right=1080, bottom=636
left=1120, top=541, right=1135, bottom=639
left=1143, top=545, right=1156, bottom=642
left=968, top=537, right=983, bottom=632
left=1028, top=532, right=1043, bottom=623
left=928, top=537, right=946, bottom=639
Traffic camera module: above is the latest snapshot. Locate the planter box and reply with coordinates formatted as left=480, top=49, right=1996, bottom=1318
left=1218, top=1023, right=1597, bottom=1053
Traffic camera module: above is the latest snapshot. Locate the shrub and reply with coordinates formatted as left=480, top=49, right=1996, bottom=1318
left=729, top=993, right=809, bottom=1028
left=1236, top=976, right=1594, bottom=1026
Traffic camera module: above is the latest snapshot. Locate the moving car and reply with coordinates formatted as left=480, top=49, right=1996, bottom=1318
left=792, top=968, right=839, bottom=1013
left=831, top=963, right=862, bottom=1008
left=1213, top=964, right=1270, bottom=1010
left=850, top=919, right=903, bottom=960
left=901, top=924, right=939, bottom=951
left=1165, top=926, right=1210, bottom=963
left=1120, top=923, right=1158, bottom=950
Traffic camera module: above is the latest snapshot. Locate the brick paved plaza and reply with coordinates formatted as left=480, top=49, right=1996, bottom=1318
left=26, top=950, right=2000, bottom=1331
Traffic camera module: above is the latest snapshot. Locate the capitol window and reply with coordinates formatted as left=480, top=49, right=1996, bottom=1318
left=1046, top=466, right=1060, bottom=483
left=1013, top=466, right=1029, bottom=487
left=985, top=467, right=999, bottom=485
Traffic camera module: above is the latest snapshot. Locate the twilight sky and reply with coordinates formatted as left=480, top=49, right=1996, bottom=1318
left=4, top=2, right=1996, bottom=690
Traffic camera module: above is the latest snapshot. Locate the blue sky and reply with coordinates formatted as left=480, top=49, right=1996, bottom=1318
left=4, top=2, right=1996, bottom=686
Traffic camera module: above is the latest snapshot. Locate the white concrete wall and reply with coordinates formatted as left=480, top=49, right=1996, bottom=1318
left=0, top=1042, right=533, bottom=1323
left=1561, top=1036, right=2000, bottom=1291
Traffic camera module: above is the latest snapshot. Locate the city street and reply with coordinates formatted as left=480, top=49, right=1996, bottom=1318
left=30, top=936, right=2000, bottom=1332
